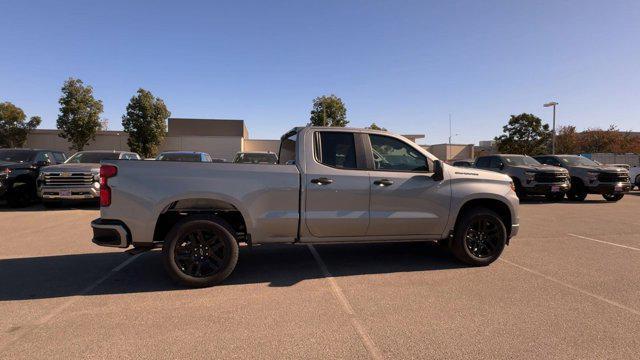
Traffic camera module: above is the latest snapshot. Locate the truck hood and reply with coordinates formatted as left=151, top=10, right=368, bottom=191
left=511, top=164, right=565, bottom=173
left=571, top=165, right=628, bottom=174
left=449, top=165, right=511, bottom=182
left=41, top=163, right=100, bottom=173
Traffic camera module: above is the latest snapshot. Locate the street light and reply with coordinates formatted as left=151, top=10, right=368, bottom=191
left=544, top=101, right=558, bottom=154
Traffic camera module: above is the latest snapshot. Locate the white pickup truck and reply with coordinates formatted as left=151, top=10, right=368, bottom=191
left=92, top=127, right=519, bottom=287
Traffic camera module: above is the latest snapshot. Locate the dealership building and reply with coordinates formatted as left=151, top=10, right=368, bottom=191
left=25, top=118, right=474, bottom=161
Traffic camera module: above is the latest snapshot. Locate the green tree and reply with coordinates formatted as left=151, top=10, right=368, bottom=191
left=122, top=88, right=171, bottom=158
left=309, top=94, right=348, bottom=127
left=366, top=122, right=387, bottom=131
left=56, top=78, right=104, bottom=151
left=0, top=102, right=41, bottom=148
left=494, top=113, right=551, bottom=155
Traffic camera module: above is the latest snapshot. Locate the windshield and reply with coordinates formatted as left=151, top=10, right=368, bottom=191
left=0, top=150, right=34, bottom=163
left=502, top=155, right=541, bottom=166
left=157, top=153, right=202, bottom=162
left=558, top=156, right=598, bottom=166
left=234, top=153, right=278, bottom=164
left=65, top=152, right=120, bottom=163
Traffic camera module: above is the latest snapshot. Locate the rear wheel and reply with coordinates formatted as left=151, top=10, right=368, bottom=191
left=162, top=216, right=239, bottom=288
left=567, top=179, right=587, bottom=201
left=602, top=193, right=624, bottom=202
left=450, top=208, right=507, bottom=266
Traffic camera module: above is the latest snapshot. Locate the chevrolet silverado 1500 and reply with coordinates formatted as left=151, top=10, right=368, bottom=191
left=91, top=127, right=520, bottom=287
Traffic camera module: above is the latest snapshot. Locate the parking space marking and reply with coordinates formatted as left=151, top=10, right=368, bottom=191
left=0, top=252, right=143, bottom=352
left=307, top=244, right=383, bottom=360
left=567, top=233, right=640, bottom=251
left=500, top=258, right=640, bottom=316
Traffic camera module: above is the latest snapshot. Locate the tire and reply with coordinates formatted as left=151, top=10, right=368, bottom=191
left=635, top=175, right=640, bottom=189
left=162, top=215, right=239, bottom=288
left=545, top=193, right=565, bottom=202
left=450, top=207, right=507, bottom=266
left=602, top=193, right=624, bottom=202
left=567, top=179, right=587, bottom=202
left=7, top=183, right=32, bottom=208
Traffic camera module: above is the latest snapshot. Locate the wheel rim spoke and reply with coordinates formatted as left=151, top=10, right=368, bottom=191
left=174, top=227, right=227, bottom=278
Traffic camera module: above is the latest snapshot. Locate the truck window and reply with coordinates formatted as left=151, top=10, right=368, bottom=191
left=278, top=132, right=297, bottom=165
left=52, top=152, right=67, bottom=163
left=369, top=134, right=427, bottom=172
left=316, top=132, right=357, bottom=169
left=490, top=157, right=504, bottom=169
left=475, top=157, right=491, bottom=168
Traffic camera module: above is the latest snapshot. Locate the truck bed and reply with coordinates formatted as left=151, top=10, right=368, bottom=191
left=100, top=160, right=301, bottom=246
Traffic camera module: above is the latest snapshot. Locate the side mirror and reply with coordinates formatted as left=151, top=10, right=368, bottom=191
left=36, top=160, right=51, bottom=167
left=432, top=160, right=444, bottom=181
left=498, top=163, right=505, bottom=170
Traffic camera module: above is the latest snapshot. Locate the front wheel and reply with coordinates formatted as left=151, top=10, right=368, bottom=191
left=450, top=208, right=507, bottom=266
left=567, top=179, right=587, bottom=202
left=162, top=216, right=239, bottom=288
left=602, top=193, right=624, bottom=202
left=7, top=184, right=33, bottom=208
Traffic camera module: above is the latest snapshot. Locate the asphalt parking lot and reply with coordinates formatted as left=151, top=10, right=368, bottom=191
left=1, top=193, right=639, bottom=359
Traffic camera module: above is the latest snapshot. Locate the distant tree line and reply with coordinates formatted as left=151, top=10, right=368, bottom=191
left=494, top=113, right=640, bottom=155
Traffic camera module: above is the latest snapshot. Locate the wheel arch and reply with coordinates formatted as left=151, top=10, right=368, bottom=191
left=454, top=198, right=513, bottom=238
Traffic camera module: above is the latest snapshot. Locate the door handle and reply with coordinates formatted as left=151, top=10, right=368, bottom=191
left=373, top=179, right=394, bottom=187
left=311, top=177, right=334, bottom=185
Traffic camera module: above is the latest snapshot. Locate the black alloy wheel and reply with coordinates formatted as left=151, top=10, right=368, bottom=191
left=174, top=228, right=229, bottom=278
left=163, top=216, right=239, bottom=288
left=450, top=208, right=507, bottom=266
left=463, top=216, right=503, bottom=259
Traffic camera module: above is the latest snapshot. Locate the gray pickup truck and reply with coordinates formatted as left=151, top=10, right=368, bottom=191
left=38, top=150, right=140, bottom=206
left=474, top=154, right=570, bottom=201
left=533, top=155, right=631, bottom=201
left=91, top=127, right=520, bottom=287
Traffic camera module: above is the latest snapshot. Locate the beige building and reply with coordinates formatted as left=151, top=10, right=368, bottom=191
left=422, top=144, right=475, bottom=161
left=25, top=118, right=280, bottom=161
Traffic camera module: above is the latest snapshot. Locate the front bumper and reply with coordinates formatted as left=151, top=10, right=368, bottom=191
left=524, top=182, right=571, bottom=195
left=91, top=218, right=130, bottom=248
left=39, top=185, right=100, bottom=200
left=587, top=182, right=632, bottom=194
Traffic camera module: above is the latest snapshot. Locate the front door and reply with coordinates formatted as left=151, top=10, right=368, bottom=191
left=304, top=131, right=370, bottom=238
left=367, top=134, right=450, bottom=236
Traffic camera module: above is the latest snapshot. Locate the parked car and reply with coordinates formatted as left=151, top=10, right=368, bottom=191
left=0, top=149, right=67, bottom=207
left=629, top=166, right=640, bottom=189
left=534, top=155, right=632, bottom=201
left=156, top=151, right=213, bottom=162
left=233, top=151, right=278, bottom=164
left=91, top=126, right=520, bottom=287
left=210, top=158, right=228, bottom=163
left=474, top=154, right=570, bottom=201
left=38, top=150, right=140, bottom=207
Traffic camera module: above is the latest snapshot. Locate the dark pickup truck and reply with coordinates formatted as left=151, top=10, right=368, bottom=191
left=534, top=155, right=631, bottom=202
left=0, top=148, right=67, bottom=207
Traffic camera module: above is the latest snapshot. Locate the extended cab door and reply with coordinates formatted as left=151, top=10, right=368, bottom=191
left=366, top=134, right=449, bottom=236
left=303, top=131, right=370, bottom=238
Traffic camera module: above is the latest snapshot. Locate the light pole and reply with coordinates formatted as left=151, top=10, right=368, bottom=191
left=543, top=101, right=558, bottom=154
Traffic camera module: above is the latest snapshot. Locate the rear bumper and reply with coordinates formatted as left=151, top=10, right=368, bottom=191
left=587, top=182, right=632, bottom=194
left=40, top=185, right=99, bottom=200
left=91, top=218, right=130, bottom=248
left=524, top=182, right=571, bottom=195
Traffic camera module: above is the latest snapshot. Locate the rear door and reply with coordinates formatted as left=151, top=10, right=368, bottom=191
left=304, top=131, right=370, bottom=238
left=366, top=134, right=450, bottom=236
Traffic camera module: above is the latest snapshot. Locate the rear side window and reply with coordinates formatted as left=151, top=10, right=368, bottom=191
left=316, top=132, right=358, bottom=169
left=475, top=157, right=491, bottom=168
left=278, top=132, right=297, bottom=165
left=490, top=157, right=504, bottom=169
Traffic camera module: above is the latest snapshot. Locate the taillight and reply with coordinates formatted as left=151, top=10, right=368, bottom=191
left=99, top=165, right=117, bottom=207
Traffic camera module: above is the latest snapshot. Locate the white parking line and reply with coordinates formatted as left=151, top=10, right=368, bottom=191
left=500, top=258, right=640, bottom=316
left=567, top=233, right=640, bottom=251
left=0, top=252, right=143, bottom=351
left=307, top=244, right=383, bottom=360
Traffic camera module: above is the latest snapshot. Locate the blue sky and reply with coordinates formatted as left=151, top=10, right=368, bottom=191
left=1, top=0, right=639, bottom=144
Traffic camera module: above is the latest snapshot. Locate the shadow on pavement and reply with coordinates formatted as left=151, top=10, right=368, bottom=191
left=0, top=242, right=466, bottom=301
left=0, top=201, right=99, bottom=212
